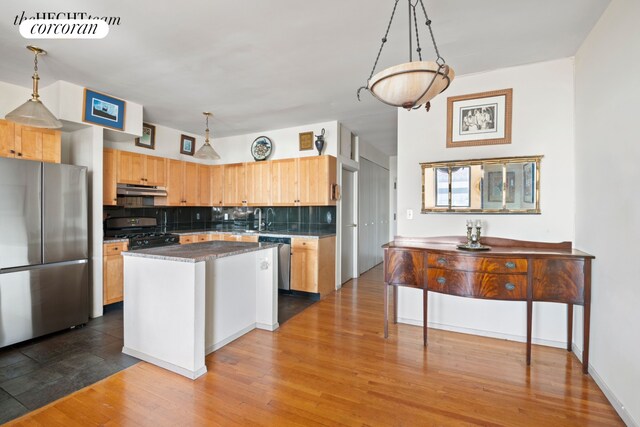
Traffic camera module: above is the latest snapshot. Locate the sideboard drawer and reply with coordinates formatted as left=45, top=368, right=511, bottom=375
left=427, top=268, right=527, bottom=300
left=533, top=259, right=585, bottom=304
left=427, top=253, right=527, bottom=274
left=385, top=249, right=425, bottom=288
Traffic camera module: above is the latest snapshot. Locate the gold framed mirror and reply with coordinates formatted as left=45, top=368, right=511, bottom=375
left=421, top=155, right=542, bottom=214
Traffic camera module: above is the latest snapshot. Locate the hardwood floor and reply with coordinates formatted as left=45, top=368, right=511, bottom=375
left=6, top=265, right=622, bottom=426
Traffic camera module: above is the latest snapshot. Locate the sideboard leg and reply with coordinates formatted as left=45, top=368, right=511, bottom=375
left=567, top=304, right=573, bottom=352
left=384, top=282, right=389, bottom=339
left=526, top=299, right=532, bottom=365
left=583, top=259, right=592, bottom=374
left=393, top=286, right=398, bottom=324
left=423, top=288, right=428, bottom=347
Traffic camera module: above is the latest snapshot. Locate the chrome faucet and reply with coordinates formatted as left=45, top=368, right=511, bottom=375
left=265, top=208, right=275, bottom=231
left=254, top=208, right=263, bottom=231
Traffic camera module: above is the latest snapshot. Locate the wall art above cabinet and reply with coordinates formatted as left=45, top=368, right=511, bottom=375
left=421, top=155, right=542, bottom=214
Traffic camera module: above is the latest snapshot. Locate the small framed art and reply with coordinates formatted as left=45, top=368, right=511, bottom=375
left=180, top=134, right=195, bottom=156
left=446, top=88, right=512, bottom=148
left=82, top=88, right=126, bottom=130
left=135, top=123, right=156, bottom=149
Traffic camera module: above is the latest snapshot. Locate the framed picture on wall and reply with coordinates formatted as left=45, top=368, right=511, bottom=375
left=446, top=88, right=512, bottom=148
left=180, top=134, right=195, bottom=156
left=135, top=123, right=156, bottom=149
left=82, top=88, right=126, bottom=130
left=299, top=131, right=314, bottom=151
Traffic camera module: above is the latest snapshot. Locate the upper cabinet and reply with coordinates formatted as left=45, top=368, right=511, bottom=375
left=102, top=148, right=337, bottom=208
left=103, top=149, right=117, bottom=206
left=117, top=151, right=166, bottom=187
left=0, top=119, right=61, bottom=163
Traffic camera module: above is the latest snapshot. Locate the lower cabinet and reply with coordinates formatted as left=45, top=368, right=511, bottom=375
left=179, top=233, right=258, bottom=243
left=103, top=242, right=128, bottom=305
left=291, top=236, right=336, bottom=296
left=179, top=235, right=196, bottom=244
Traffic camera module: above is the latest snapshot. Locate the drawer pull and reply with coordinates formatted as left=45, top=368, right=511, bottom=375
left=505, top=261, right=516, bottom=269
left=504, top=283, right=515, bottom=291
left=437, top=257, right=447, bottom=265
left=437, top=277, right=446, bottom=285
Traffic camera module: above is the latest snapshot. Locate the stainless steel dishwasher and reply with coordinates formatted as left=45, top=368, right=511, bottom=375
left=258, top=236, right=291, bottom=290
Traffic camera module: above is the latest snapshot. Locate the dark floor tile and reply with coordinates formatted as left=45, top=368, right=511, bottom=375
left=19, top=327, right=119, bottom=364
left=278, top=293, right=316, bottom=324
left=0, top=348, right=31, bottom=369
left=0, top=397, right=28, bottom=424
left=0, top=386, right=11, bottom=402
left=14, top=360, right=122, bottom=410
left=0, top=357, right=41, bottom=383
left=0, top=365, right=64, bottom=397
left=89, top=340, right=139, bottom=369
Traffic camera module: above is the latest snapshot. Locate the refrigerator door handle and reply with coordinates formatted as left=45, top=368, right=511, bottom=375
left=0, top=259, right=88, bottom=274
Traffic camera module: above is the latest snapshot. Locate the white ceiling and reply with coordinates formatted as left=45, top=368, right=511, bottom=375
left=0, top=0, right=609, bottom=155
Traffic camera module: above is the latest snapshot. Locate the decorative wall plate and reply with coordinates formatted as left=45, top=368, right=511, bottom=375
left=251, top=136, right=272, bottom=161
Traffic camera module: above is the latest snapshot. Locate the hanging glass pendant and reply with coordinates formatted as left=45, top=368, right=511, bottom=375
left=194, top=112, right=220, bottom=160
left=5, top=46, right=62, bottom=129
left=358, top=0, right=454, bottom=111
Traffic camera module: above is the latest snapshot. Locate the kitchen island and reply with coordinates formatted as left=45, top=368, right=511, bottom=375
left=121, top=241, right=279, bottom=379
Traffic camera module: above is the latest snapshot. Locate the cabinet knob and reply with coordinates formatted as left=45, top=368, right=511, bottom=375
left=437, top=257, right=447, bottom=265
left=10, top=150, right=15, bottom=154
left=437, top=277, right=446, bottom=285
left=505, top=261, right=516, bottom=269
left=504, top=283, right=515, bottom=291
left=17, top=153, right=22, bottom=157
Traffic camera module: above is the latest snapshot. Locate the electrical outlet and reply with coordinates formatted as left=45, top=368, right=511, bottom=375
left=406, top=209, right=413, bottom=220
left=196, top=213, right=200, bottom=220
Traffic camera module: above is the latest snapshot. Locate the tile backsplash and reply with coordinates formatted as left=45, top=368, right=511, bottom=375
left=103, top=206, right=337, bottom=234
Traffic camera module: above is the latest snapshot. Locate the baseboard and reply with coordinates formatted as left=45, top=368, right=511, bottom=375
left=397, top=317, right=566, bottom=349
left=579, top=353, right=638, bottom=427
left=122, top=346, right=207, bottom=380
left=256, top=321, right=279, bottom=331
left=205, top=323, right=257, bottom=355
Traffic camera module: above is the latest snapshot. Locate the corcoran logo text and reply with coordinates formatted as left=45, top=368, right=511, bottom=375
left=14, top=11, right=121, bottom=39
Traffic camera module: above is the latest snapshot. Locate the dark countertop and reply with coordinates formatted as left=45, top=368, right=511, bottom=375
left=122, top=241, right=280, bottom=263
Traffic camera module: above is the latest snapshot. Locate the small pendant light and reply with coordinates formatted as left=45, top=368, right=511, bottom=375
left=5, top=46, right=63, bottom=129
left=194, top=112, right=220, bottom=160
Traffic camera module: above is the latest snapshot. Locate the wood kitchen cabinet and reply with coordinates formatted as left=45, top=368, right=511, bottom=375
left=103, top=241, right=128, bottom=305
left=291, top=236, right=336, bottom=296
left=179, top=235, right=196, bottom=244
left=245, top=161, right=272, bottom=206
left=117, top=151, right=166, bottom=187
left=103, top=149, right=117, bottom=206
left=298, top=156, right=337, bottom=206
left=197, top=165, right=212, bottom=206
left=166, top=159, right=198, bottom=206
left=211, top=165, right=224, bottom=206
left=223, top=163, right=247, bottom=206
left=0, top=119, right=61, bottom=163
left=271, top=158, right=298, bottom=205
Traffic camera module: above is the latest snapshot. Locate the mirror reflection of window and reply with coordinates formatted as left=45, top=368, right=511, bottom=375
left=435, top=168, right=449, bottom=207
left=451, top=167, right=470, bottom=207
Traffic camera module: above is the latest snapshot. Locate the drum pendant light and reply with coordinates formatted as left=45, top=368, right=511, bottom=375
left=194, top=112, right=221, bottom=160
left=5, top=46, right=63, bottom=128
left=357, top=0, right=455, bottom=111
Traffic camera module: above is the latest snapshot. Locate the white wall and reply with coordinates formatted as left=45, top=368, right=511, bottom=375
left=396, top=58, right=576, bottom=347
left=389, top=156, right=397, bottom=239
left=0, top=81, right=30, bottom=115
left=575, top=1, right=640, bottom=425
left=105, top=121, right=339, bottom=164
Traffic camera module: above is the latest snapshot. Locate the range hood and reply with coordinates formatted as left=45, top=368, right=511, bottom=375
left=117, top=184, right=168, bottom=197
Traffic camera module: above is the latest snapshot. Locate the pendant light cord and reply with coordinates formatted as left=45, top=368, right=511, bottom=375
left=419, top=0, right=445, bottom=65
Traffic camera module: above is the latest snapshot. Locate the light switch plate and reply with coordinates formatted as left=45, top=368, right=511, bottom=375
left=406, top=209, right=413, bottom=220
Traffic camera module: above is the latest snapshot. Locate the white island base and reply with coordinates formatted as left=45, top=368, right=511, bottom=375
left=122, top=243, right=278, bottom=379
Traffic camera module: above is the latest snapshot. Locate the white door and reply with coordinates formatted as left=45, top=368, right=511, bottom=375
left=341, top=169, right=356, bottom=284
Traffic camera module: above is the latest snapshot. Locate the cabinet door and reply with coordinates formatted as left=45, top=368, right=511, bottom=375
left=211, top=165, right=224, bottom=206
left=197, top=165, right=212, bottom=206
left=183, top=162, right=199, bottom=206
left=103, top=149, right=118, bottom=206
left=117, top=151, right=145, bottom=185
left=291, top=238, right=318, bottom=292
left=298, top=156, right=336, bottom=206
left=197, top=234, right=211, bottom=242
left=271, top=158, right=298, bottom=205
left=103, top=255, right=124, bottom=304
left=15, top=125, right=42, bottom=161
left=41, top=129, right=61, bottom=163
left=166, top=159, right=185, bottom=206
left=0, top=120, right=16, bottom=158
left=238, top=235, right=259, bottom=243
left=246, top=161, right=272, bottom=206
left=179, top=235, right=195, bottom=244
left=223, top=163, right=246, bottom=206
left=145, top=155, right=167, bottom=187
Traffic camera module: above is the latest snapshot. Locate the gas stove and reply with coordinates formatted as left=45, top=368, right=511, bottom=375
left=105, top=217, right=180, bottom=250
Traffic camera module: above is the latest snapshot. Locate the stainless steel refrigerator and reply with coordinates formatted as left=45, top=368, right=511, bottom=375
left=0, top=157, right=89, bottom=348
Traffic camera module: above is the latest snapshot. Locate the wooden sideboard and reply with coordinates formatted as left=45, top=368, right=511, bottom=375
left=382, top=236, right=594, bottom=374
